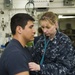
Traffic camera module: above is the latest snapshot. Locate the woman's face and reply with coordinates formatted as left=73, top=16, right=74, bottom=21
left=40, top=20, right=57, bottom=37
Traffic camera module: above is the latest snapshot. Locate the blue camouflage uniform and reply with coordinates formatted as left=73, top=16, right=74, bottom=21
left=32, top=30, right=75, bottom=75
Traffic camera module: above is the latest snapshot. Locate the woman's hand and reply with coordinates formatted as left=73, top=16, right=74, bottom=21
left=28, top=62, right=40, bottom=71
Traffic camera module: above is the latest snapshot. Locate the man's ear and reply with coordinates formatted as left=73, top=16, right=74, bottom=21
left=16, top=26, right=23, bottom=34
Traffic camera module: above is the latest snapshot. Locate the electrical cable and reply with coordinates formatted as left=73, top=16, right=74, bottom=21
left=25, top=0, right=34, bottom=15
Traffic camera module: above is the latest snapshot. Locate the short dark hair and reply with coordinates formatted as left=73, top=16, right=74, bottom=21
left=10, top=13, right=35, bottom=35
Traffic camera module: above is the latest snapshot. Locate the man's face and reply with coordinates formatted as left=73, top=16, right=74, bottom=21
left=40, top=20, right=57, bottom=37
left=22, top=20, right=35, bottom=42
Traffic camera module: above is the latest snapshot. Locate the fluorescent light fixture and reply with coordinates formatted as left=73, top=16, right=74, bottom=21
left=58, top=15, right=75, bottom=18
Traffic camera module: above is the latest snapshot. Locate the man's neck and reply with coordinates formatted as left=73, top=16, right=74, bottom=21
left=13, top=35, right=26, bottom=47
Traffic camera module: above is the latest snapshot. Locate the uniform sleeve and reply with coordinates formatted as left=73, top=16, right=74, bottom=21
left=39, top=37, right=75, bottom=75
left=5, top=52, right=29, bottom=75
